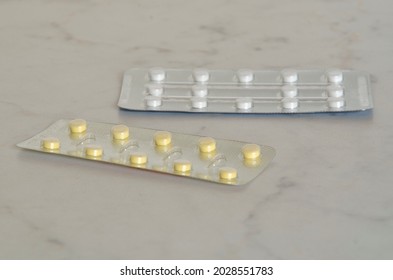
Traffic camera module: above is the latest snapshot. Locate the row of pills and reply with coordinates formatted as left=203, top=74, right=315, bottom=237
left=40, top=119, right=264, bottom=182
left=149, top=67, right=344, bottom=84
left=146, top=84, right=345, bottom=98
left=145, top=96, right=345, bottom=109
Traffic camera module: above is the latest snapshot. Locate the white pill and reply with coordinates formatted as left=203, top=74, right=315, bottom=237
left=237, top=69, right=254, bottom=83
left=328, top=97, right=345, bottom=108
left=236, top=97, right=253, bottom=110
left=281, top=69, right=298, bottom=83
left=191, top=85, right=208, bottom=97
left=145, top=96, right=162, bottom=107
left=191, top=97, right=207, bottom=109
left=193, top=68, right=209, bottom=82
left=281, top=85, right=298, bottom=98
left=149, top=67, right=166, bottom=82
left=327, top=85, right=344, bottom=98
left=147, top=84, right=164, bottom=96
left=327, top=69, right=343, bottom=83
left=282, top=98, right=299, bottom=109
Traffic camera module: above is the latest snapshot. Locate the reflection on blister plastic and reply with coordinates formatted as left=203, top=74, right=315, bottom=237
left=17, top=119, right=276, bottom=186
left=118, top=68, right=373, bottom=114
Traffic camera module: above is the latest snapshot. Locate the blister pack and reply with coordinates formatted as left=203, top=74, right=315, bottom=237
left=17, top=119, right=276, bottom=185
left=118, top=68, right=372, bottom=114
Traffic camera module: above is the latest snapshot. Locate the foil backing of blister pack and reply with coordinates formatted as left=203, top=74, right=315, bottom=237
left=118, top=68, right=373, bottom=114
left=17, top=119, right=276, bottom=186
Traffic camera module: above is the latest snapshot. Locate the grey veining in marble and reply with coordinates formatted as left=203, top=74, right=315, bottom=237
left=1, top=0, right=393, bottom=259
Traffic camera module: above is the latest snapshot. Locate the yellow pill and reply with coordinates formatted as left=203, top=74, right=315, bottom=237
left=85, top=145, right=103, bottom=157
left=42, top=137, right=60, bottom=150
left=219, top=167, right=238, bottom=180
left=198, top=137, right=216, bottom=153
left=111, top=124, right=129, bottom=140
left=174, top=159, right=192, bottom=173
left=130, top=153, right=148, bottom=165
left=154, top=131, right=172, bottom=146
left=69, top=119, right=87, bottom=133
left=242, top=144, right=261, bottom=160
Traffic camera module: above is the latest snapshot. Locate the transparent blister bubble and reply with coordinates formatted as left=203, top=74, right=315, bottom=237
left=17, top=119, right=276, bottom=186
left=118, top=68, right=373, bottom=114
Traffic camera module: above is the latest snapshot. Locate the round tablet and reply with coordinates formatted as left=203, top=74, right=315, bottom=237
left=281, top=69, right=298, bottom=83
left=42, top=137, right=60, bottom=150
left=174, top=159, right=192, bottom=173
left=191, top=97, right=207, bottom=109
left=282, top=98, right=299, bottom=109
left=154, top=131, right=172, bottom=146
left=193, top=68, right=209, bottom=82
left=147, top=84, right=164, bottom=96
left=191, top=85, right=208, bottom=97
left=242, top=144, right=261, bottom=160
left=149, top=67, right=165, bottom=82
left=130, top=153, right=148, bottom=165
left=85, top=145, right=103, bottom=157
left=237, top=69, right=254, bottom=83
left=219, top=167, right=238, bottom=180
left=327, top=85, right=344, bottom=98
left=69, top=119, right=87, bottom=133
left=236, top=97, right=253, bottom=110
left=328, top=97, right=345, bottom=108
left=281, top=85, right=298, bottom=98
left=327, top=69, right=343, bottom=83
left=198, top=137, right=216, bottom=153
left=111, top=125, right=129, bottom=140
left=145, top=96, right=162, bottom=107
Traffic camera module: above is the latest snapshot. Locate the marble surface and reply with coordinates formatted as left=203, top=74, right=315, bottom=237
left=1, top=0, right=392, bottom=259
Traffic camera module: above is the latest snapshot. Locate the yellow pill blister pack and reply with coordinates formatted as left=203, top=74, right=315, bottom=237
left=17, top=119, right=276, bottom=185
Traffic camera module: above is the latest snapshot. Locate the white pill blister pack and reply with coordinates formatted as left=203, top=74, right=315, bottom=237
left=118, top=68, right=373, bottom=114
left=17, top=119, right=276, bottom=186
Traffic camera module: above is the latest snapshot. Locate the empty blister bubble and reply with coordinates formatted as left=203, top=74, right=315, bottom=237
left=119, top=68, right=372, bottom=113
left=17, top=119, right=276, bottom=186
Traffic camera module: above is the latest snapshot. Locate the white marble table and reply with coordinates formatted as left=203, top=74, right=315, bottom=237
left=1, top=0, right=392, bottom=259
